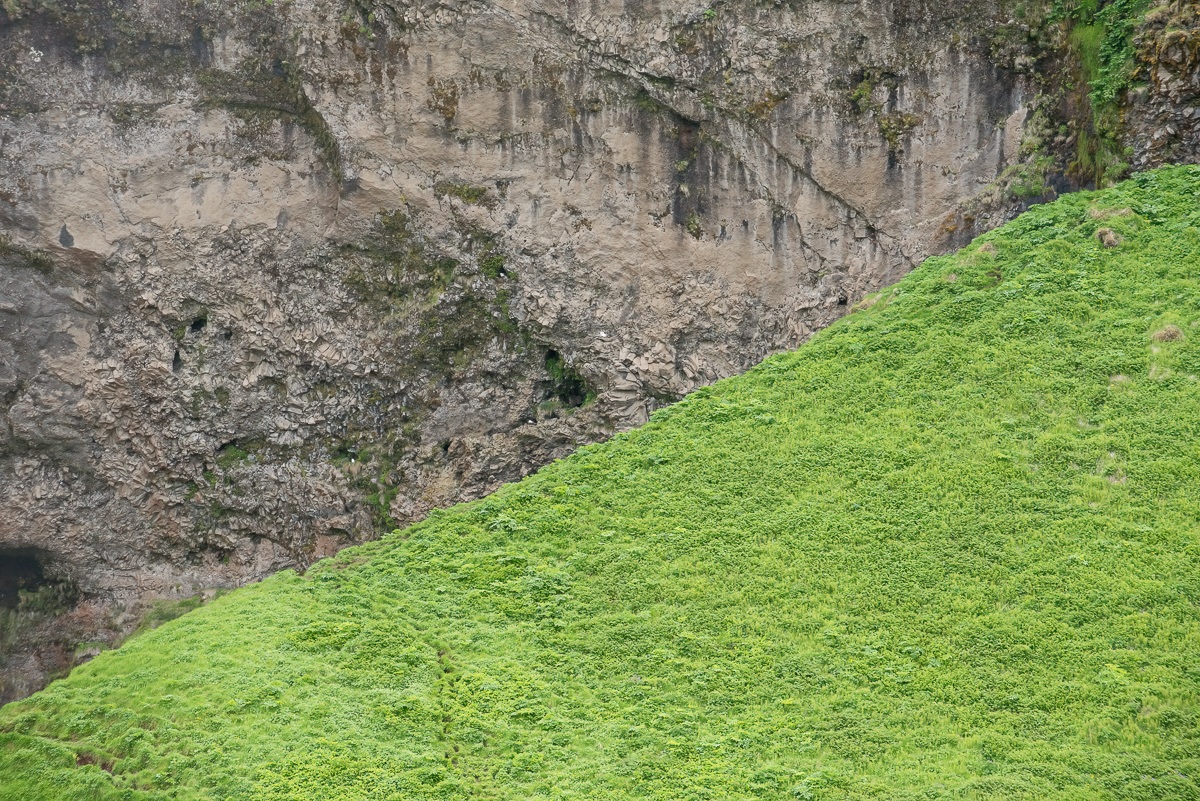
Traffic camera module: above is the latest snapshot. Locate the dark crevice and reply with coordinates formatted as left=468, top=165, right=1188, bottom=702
left=544, top=350, right=588, bottom=407
left=0, top=548, right=78, bottom=614
left=0, top=552, right=44, bottom=609
left=532, top=8, right=907, bottom=263
left=1, top=386, right=21, bottom=414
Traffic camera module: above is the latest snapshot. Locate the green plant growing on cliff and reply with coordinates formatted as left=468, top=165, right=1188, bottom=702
left=15, top=582, right=78, bottom=617
left=462, top=226, right=510, bottom=279
left=843, top=69, right=922, bottom=158
left=0, top=234, right=54, bottom=274
left=632, top=87, right=668, bottom=115
left=427, top=77, right=459, bottom=121
left=1009, top=153, right=1057, bottom=196
left=334, top=444, right=402, bottom=531
left=544, top=350, right=591, bottom=406
left=1050, top=0, right=1152, bottom=186
left=848, top=78, right=874, bottom=112
left=342, top=210, right=524, bottom=389
left=433, top=181, right=491, bottom=206
left=0, top=575, right=82, bottom=695
left=1068, top=0, right=1151, bottom=105
left=479, top=253, right=506, bottom=278
left=342, top=209, right=455, bottom=307
left=846, top=68, right=897, bottom=115
left=377, top=208, right=412, bottom=240
left=215, top=444, right=250, bottom=471
left=745, top=90, right=789, bottom=121
left=196, top=59, right=342, bottom=182
left=135, top=597, right=204, bottom=635
left=878, top=111, right=921, bottom=157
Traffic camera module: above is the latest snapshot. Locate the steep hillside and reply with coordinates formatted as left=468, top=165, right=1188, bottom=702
left=0, top=0, right=1043, bottom=696
left=3, top=0, right=1198, bottom=702
left=2, top=165, right=1199, bottom=799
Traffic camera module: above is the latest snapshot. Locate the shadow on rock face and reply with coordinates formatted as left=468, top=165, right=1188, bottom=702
left=0, top=548, right=87, bottom=706
left=0, top=550, right=46, bottom=609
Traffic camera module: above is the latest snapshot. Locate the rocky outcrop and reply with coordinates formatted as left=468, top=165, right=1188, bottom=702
left=0, top=0, right=1193, bottom=701
left=1128, top=1, right=1200, bottom=170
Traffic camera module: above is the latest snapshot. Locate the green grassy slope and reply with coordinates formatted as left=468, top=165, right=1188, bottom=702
left=3, top=166, right=1200, bottom=800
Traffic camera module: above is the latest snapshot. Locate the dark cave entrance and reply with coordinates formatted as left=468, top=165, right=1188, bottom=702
left=544, top=350, right=588, bottom=407
left=0, top=551, right=46, bottom=609
left=0, top=549, right=77, bottom=613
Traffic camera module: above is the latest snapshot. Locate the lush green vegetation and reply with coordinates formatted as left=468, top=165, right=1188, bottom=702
left=3, top=166, right=1200, bottom=799
left=1050, top=0, right=1151, bottom=106
left=1052, top=0, right=1153, bottom=186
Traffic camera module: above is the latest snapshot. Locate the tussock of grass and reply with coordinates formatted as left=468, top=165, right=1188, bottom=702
left=3, top=166, right=1200, bottom=799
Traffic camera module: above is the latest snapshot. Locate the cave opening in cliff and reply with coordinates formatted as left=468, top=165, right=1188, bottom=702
left=0, top=551, right=48, bottom=609
left=0, top=550, right=79, bottom=615
left=545, top=351, right=588, bottom=407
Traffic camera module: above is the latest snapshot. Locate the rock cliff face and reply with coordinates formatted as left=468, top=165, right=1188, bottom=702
left=1128, top=1, right=1200, bottom=170
left=0, top=0, right=1194, bottom=701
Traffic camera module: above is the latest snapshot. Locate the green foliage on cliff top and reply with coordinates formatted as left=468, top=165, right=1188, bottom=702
left=3, top=166, right=1200, bottom=800
left=1052, top=0, right=1153, bottom=187
left=1051, top=0, right=1152, bottom=106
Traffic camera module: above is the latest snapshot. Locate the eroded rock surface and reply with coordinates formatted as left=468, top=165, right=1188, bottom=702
left=1128, top=1, right=1200, bottom=170
left=0, top=0, right=1194, bottom=701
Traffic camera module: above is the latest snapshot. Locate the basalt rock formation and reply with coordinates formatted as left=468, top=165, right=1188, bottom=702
left=0, top=0, right=1195, bottom=701
left=1128, top=1, right=1200, bottom=170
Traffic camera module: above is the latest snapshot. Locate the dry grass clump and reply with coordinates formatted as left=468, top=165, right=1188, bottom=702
left=851, top=295, right=879, bottom=312
left=1152, top=324, right=1184, bottom=342
left=1096, top=227, right=1123, bottom=247
left=1087, top=206, right=1132, bottom=220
